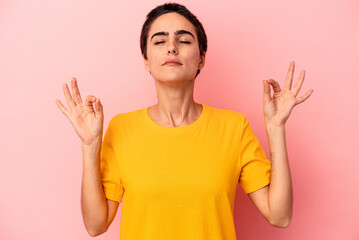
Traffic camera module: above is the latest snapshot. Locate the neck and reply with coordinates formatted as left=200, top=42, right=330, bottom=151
left=149, top=78, right=201, bottom=127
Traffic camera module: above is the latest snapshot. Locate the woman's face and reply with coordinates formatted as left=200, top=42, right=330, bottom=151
left=143, top=12, right=205, bottom=84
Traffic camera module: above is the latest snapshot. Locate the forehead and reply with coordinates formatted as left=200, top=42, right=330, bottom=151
left=148, top=12, right=197, bottom=38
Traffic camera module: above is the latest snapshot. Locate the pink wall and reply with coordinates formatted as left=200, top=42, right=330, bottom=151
left=1, top=0, right=358, bottom=239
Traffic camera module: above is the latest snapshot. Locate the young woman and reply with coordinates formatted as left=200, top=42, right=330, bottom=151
left=55, top=2, right=313, bottom=239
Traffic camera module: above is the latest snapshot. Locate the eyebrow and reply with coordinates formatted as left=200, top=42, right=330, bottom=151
left=150, top=29, right=195, bottom=41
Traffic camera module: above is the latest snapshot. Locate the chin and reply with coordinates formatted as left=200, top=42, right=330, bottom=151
left=158, top=76, right=195, bottom=84
left=155, top=72, right=196, bottom=83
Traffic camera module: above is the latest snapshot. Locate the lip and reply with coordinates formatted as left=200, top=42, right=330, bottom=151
left=163, top=59, right=182, bottom=66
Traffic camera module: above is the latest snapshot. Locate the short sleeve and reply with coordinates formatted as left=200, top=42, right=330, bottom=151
left=100, top=120, right=124, bottom=203
left=238, top=116, right=271, bottom=194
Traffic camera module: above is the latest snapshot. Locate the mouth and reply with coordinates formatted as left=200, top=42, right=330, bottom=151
left=164, top=62, right=182, bottom=66
left=162, top=59, right=183, bottom=66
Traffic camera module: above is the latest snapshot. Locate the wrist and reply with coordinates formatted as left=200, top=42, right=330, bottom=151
left=264, top=121, right=286, bottom=140
left=264, top=117, right=285, bottom=129
left=82, top=138, right=102, bottom=150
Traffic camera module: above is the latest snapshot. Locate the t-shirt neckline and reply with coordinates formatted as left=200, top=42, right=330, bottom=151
left=143, top=103, right=208, bottom=135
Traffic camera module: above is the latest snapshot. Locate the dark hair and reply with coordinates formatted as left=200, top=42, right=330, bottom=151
left=140, top=3, right=207, bottom=76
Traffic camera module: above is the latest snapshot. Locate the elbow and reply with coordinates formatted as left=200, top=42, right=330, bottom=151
left=86, top=225, right=108, bottom=237
left=269, top=216, right=292, bottom=228
left=88, top=230, right=102, bottom=237
left=87, top=229, right=106, bottom=237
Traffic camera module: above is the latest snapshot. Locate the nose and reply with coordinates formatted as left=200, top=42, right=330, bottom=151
left=167, top=39, right=178, bottom=54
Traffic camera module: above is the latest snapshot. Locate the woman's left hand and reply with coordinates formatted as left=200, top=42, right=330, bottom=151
left=263, top=61, right=313, bottom=127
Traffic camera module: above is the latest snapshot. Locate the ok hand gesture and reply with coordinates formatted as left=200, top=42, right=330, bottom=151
left=55, top=77, right=104, bottom=145
left=263, top=61, right=313, bottom=127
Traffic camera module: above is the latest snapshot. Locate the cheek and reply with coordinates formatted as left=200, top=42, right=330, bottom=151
left=185, top=51, right=201, bottom=68
left=146, top=50, right=161, bottom=68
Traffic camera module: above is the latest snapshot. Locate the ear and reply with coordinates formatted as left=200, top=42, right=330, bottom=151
left=143, top=55, right=151, bottom=72
left=198, top=52, right=206, bottom=70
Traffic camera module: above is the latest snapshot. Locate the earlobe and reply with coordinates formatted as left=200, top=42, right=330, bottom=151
left=198, top=52, right=206, bottom=70
left=143, top=56, right=151, bottom=72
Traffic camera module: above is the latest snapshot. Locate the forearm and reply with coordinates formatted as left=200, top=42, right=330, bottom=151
left=81, top=139, right=108, bottom=236
left=265, top=123, right=293, bottom=227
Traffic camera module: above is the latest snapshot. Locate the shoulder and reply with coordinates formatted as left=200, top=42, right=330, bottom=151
left=203, top=104, right=251, bottom=136
left=107, top=107, right=145, bottom=129
left=205, top=104, right=247, bottom=123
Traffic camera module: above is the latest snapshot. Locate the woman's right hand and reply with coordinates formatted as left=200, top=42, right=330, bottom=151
left=55, top=77, right=104, bottom=146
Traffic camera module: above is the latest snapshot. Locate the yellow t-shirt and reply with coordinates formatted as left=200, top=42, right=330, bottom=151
left=100, top=103, right=271, bottom=239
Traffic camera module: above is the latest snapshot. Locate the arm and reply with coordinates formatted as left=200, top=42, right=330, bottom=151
left=55, top=77, right=119, bottom=236
left=248, top=61, right=313, bottom=228
left=248, top=125, right=292, bottom=227
left=81, top=140, right=119, bottom=236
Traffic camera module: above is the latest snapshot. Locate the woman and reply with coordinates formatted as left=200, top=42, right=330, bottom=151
left=55, top=2, right=313, bottom=239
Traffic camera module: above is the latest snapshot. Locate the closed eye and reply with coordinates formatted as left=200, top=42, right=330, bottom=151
left=154, top=41, right=191, bottom=45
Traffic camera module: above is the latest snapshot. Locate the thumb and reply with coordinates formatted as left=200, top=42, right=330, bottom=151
left=94, top=98, right=103, bottom=118
left=263, top=80, right=272, bottom=103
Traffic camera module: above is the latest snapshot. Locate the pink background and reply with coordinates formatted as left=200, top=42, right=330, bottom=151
left=1, top=0, right=358, bottom=239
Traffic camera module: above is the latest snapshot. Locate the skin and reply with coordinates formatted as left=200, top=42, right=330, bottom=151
left=55, top=79, right=117, bottom=236
left=54, top=11, right=313, bottom=236
left=143, top=12, right=206, bottom=127
left=248, top=62, right=313, bottom=227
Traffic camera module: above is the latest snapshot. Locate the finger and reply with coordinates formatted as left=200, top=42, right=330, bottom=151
left=63, top=82, right=76, bottom=109
left=292, top=70, right=305, bottom=96
left=94, top=98, right=104, bottom=120
left=296, top=89, right=313, bottom=105
left=55, top=99, right=71, bottom=118
left=71, top=77, right=83, bottom=105
left=85, top=95, right=96, bottom=111
left=94, top=98, right=102, bottom=112
left=284, top=61, right=295, bottom=90
left=266, top=79, right=281, bottom=92
left=263, top=80, right=272, bottom=103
